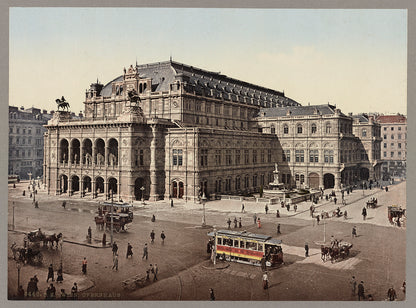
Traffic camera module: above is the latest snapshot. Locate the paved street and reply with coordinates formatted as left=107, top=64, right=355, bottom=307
left=8, top=180, right=406, bottom=300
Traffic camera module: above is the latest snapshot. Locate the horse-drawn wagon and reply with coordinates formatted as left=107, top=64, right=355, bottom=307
left=321, top=241, right=353, bottom=263
left=388, top=205, right=406, bottom=226
left=10, top=242, right=43, bottom=265
left=94, top=202, right=133, bottom=232
left=26, top=229, right=62, bottom=249
left=366, top=198, right=378, bottom=208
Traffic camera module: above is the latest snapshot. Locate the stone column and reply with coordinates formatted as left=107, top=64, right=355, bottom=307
left=92, top=180, right=96, bottom=199
left=80, top=180, right=84, bottom=198
left=92, top=145, right=97, bottom=165
left=80, top=142, right=83, bottom=167
left=105, top=146, right=109, bottom=166
left=105, top=181, right=109, bottom=200
left=56, top=178, right=61, bottom=195
left=149, top=124, right=158, bottom=201
left=68, top=178, right=73, bottom=196
left=68, top=143, right=72, bottom=167
left=335, top=173, right=341, bottom=191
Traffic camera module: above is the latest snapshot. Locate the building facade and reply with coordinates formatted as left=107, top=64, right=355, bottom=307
left=256, top=106, right=382, bottom=190
left=43, top=60, right=298, bottom=202
left=43, top=60, right=382, bottom=202
left=376, top=114, right=407, bottom=179
left=8, top=106, right=53, bottom=180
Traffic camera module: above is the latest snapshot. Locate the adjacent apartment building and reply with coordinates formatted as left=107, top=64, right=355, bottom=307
left=376, top=114, right=407, bottom=179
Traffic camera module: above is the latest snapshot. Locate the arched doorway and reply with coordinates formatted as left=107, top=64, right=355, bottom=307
left=60, top=174, right=68, bottom=193
left=82, top=139, right=93, bottom=165
left=308, top=172, right=319, bottom=189
left=108, top=178, right=118, bottom=195
left=71, top=139, right=80, bottom=164
left=171, top=180, right=184, bottom=198
left=96, top=177, right=104, bottom=194
left=71, top=175, right=80, bottom=192
left=108, top=138, right=118, bottom=166
left=360, top=168, right=369, bottom=181
left=95, top=139, right=105, bottom=166
left=60, top=139, right=69, bottom=163
left=324, top=173, right=335, bottom=189
left=134, top=178, right=144, bottom=200
left=83, top=176, right=92, bottom=193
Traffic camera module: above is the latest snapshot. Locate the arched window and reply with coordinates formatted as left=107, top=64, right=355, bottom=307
left=297, top=124, right=303, bottom=134
left=311, top=123, right=317, bottom=134
left=270, top=125, right=276, bottom=134
left=283, top=124, right=289, bottom=134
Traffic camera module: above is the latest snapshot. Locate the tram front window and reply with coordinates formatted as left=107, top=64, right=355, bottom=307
left=217, top=238, right=222, bottom=245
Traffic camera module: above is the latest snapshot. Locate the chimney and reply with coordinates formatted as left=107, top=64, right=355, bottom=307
left=20, top=106, right=24, bottom=110
left=43, top=109, right=47, bottom=114
left=79, top=111, right=83, bottom=118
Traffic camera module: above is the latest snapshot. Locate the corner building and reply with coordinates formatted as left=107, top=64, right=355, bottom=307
left=43, top=60, right=298, bottom=202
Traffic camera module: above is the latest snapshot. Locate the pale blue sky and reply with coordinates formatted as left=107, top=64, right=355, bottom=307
left=10, top=8, right=407, bottom=115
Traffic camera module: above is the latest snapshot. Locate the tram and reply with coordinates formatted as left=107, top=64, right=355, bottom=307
left=207, top=230, right=283, bottom=267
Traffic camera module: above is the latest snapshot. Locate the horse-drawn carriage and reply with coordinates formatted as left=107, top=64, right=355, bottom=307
left=26, top=229, right=62, bottom=249
left=366, top=198, right=378, bottom=208
left=94, top=202, right=133, bottom=232
left=388, top=205, right=406, bottom=226
left=321, top=241, right=353, bottom=263
left=10, top=242, right=43, bottom=265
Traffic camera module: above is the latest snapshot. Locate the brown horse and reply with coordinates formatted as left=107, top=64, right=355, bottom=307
left=321, top=246, right=330, bottom=262
left=329, top=247, right=340, bottom=263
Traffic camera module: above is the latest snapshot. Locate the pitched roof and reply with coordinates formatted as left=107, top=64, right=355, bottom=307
left=257, top=104, right=342, bottom=118
left=376, top=115, right=407, bottom=124
left=99, top=60, right=300, bottom=107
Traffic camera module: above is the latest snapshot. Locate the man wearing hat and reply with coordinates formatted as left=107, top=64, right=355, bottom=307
left=357, top=281, right=365, bottom=301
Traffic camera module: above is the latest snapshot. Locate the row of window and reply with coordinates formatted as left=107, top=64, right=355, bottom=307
left=214, top=174, right=271, bottom=193
left=383, top=126, right=404, bottom=131
left=9, top=137, right=43, bottom=145
left=217, top=237, right=265, bottom=251
left=272, top=123, right=333, bottom=135
left=194, top=116, right=247, bottom=129
left=383, top=134, right=405, bottom=140
left=11, top=149, right=43, bottom=158
left=383, top=151, right=403, bottom=158
left=198, top=149, right=273, bottom=167
left=282, top=149, right=334, bottom=163
left=9, top=127, right=42, bottom=135
left=383, top=143, right=404, bottom=149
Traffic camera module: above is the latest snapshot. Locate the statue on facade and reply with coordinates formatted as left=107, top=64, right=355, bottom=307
left=56, top=96, right=70, bottom=111
left=97, top=153, right=104, bottom=166
left=85, top=153, right=91, bottom=165
left=127, top=88, right=141, bottom=104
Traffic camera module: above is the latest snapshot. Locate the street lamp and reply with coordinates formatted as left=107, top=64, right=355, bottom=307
left=140, top=186, right=145, bottom=205
left=201, top=192, right=207, bottom=227
left=12, top=202, right=15, bottom=231
left=213, top=228, right=217, bottom=265
left=362, top=181, right=365, bottom=196
left=110, top=189, right=114, bottom=245
left=16, top=261, right=22, bottom=292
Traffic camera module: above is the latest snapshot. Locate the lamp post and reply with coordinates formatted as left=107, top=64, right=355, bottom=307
left=213, top=228, right=217, bottom=265
left=362, top=181, right=365, bottom=196
left=12, top=202, right=15, bottom=231
left=140, top=186, right=145, bottom=205
left=110, top=189, right=114, bottom=245
left=201, top=192, right=207, bottom=227
left=16, top=261, right=22, bottom=292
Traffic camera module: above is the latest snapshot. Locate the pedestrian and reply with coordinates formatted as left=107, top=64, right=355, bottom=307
left=286, top=203, right=290, bottom=212
left=146, top=266, right=151, bottom=281
left=62, top=201, right=66, bottom=209
left=35, top=201, right=39, bottom=208
left=153, top=264, right=158, bottom=281
left=23, top=190, right=25, bottom=196
left=262, top=272, right=269, bottom=289
left=344, top=210, right=348, bottom=219
left=233, top=217, right=238, bottom=228
left=161, top=231, right=166, bottom=244
left=46, top=283, right=56, bottom=300
left=257, top=217, right=261, bottom=228
left=60, top=289, right=67, bottom=300
left=170, top=199, right=174, bottom=207
left=112, top=241, right=118, bottom=255
left=241, top=203, right=245, bottom=213
left=150, top=230, right=155, bottom=243
left=276, top=209, right=280, bottom=218
left=385, top=186, right=388, bottom=192
left=352, top=226, right=357, bottom=238
left=209, top=288, right=215, bottom=301
left=102, top=233, right=106, bottom=246
left=294, top=204, right=297, bottom=212
left=56, top=266, right=63, bottom=283
left=26, top=278, right=34, bottom=297
left=33, top=275, right=39, bottom=296
left=387, top=286, right=397, bottom=301
left=316, top=215, right=320, bottom=225
left=357, top=281, right=365, bottom=301
left=350, top=276, right=357, bottom=295
left=71, top=282, right=78, bottom=300
left=151, top=214, right=156, bottom=222
left=304, top=242, right=309, bottom=257
left=30, top=192, right=32, bottom=199
left=87, top=226, right=92, bottom=240
left=265, top=204, right=269, bottom=214
left=126, top=242, right=133, bottom=258
left=82, top=257, right=87, bottom=274
left=142, top=243, right=148, bottom=260
left=362, top=207, right=367, bottom=220
left=112, top=253, right=118, bottom=271
left=13, top=183, right=16, bottom=189
left=238, top=217, right=242, bottom=228
left=334, top=197, right=337, bottom=204
left=253, top=213, right=257, bottom=224
left=260, top=255, right=266, bottom=272
left=47, top=264, right=54, bottom=282
left=226, top=217, right=231, bottom=229
left=277, top=223, right=281, bottom=234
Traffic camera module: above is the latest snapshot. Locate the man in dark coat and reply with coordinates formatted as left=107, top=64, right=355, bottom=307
left=150, top=230, right=155, bottom=243
left=47, top=264, right=54, bottom=282
left=161, top=231, right=166, bottom=244
left=357, top=281, right=365, bottom=301
left=362, top=207, right=367, bottom=220
left=304, top=242, right=309, bottom=257
left=126, top=243, right=133, bottom=258
left=112, top=242, right=118, bottom=256
left=233, top=217, right=238, bottom=228
left=142, top=243, right=148, bottom=260
left=227, top=218, right=231, bottom=229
